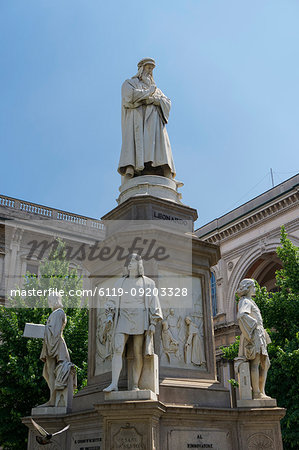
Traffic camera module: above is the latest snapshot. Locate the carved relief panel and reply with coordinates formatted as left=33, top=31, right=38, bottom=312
left=158, top=270, right=206, bottom=370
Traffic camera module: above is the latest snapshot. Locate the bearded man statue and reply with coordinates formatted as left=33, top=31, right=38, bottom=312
left=118, top=58, right=176, bottom=179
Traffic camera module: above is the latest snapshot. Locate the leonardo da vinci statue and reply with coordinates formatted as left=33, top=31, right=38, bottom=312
left=118, top=58, right=176, bottom=179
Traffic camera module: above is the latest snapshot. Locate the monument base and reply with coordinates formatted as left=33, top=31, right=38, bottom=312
left=94, top=400, right=284, bottom=450
left=117, top=175, right=183, bottom=205
left=23, top=399, right=285, bottom=450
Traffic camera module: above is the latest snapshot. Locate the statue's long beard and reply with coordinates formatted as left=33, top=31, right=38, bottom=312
left=141, top=74, right=154, bottom=86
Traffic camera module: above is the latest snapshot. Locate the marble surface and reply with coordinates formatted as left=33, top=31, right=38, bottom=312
left=117, top=175, right=183, bottom=204
left=23, top=323, right=45, bottom=339
left=237, top=398, right=277, bottom=408
left=104, top=389, right=157, bottom=402
left=118, top=58, right=176, bottom=179
left=31, top=406, right=69, bottom=415
left=236, top=279, right=272, bottom=402
left=102, top=254, right=162, bottom=393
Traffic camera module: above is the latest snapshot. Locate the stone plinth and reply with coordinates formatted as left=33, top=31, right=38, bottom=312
left=117, top=175, right=183, bottom=205
left=237, top=398, right=277, bottom=408
left=104, top=389, right=157, bottom=402
left=31, top=374, right=75, bottom=415
left=234, top=357, right=252, bottom=401
left=31, top=406, right=69, bottom=416
left=96, top=400, right=165, bottom=450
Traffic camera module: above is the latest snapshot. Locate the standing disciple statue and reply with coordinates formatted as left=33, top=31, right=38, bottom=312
left=118, top=58, right=176, bottom=179
left=39, top=294, right=76, bottom=407
left=237, top=279, right=271, bottom=400
left=103, top=253, right=163, bottom=392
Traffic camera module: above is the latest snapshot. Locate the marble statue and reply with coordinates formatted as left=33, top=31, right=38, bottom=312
left=184, top=316, right=206, bottom=366
left=118, top=57, right=176, bottom=179
left=103, top=253, right=163, bottom=392
left=39, top=294, right=76, bottom=407
left=237, top=278, right=271, bottom=400
left=161, top=319, right=179, bottom=363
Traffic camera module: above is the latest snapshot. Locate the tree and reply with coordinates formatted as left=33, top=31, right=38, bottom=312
left=221, top=227, right=299, bottom=449
left=0, top=240, right=89, bottom=449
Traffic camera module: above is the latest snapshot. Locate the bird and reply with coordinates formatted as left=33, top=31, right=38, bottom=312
left=31, top=418, right=69, bottom=445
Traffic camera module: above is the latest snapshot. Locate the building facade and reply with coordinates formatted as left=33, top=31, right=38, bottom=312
left=196, top=174, right=299, bottom=354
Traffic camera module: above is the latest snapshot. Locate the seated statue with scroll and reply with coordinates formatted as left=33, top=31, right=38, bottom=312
left=39, top=294, right=77, bottom=408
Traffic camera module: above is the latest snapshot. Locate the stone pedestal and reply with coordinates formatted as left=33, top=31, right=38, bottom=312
left=234, top=357, right=252, bottom=401
left=23, top=399, right=285, bottom=450
left=96, top=400, right=165, bottom=450
left=104, top=389, right=157, bottom=402
left=237, top=398, right=277, bottom=408
left=117, top=175, right=183, bottom=205
left=234, top=357, right=277, bottom=408
left=31, top=371, right=75, bottom=415
left=31, top=405, right=69, bottom=416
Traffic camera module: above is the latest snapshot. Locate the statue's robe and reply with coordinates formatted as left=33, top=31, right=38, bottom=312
left=118, top=77, right=176, bottom=177
left=185, top=322, right=206, bottom=366
left=40, top=308, right=76, bottom=390
left=237, top=297, right=271, bottom=361
left=40, top=308, right=69, bottom=363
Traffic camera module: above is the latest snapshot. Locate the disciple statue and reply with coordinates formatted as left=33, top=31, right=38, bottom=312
left=39, top=294, right=76, bottom=407
left=118, top=57, right=176, bottom=179
left=103, top=253, right=163, bottom=392
left=184, top=316, right=206, bottom=366
left=237, top=279, right=271, bottom=400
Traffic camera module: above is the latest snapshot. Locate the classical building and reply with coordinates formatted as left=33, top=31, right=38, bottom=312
left=196, top=173, right=299, bottom=354
left=0, top=195, right=105, bottom=304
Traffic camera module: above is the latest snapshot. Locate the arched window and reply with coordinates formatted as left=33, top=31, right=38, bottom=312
left=211, top=272, right=217, bottom=316
left=243, top=252, right=282, bottom=292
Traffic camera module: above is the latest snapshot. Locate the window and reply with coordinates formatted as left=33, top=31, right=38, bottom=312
left=0, top=253, right=4, bottom=298
left=211, top=272, right=217, bottom=316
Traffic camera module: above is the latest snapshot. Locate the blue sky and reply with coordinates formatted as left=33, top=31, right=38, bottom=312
left=1, top=0, right=298, bottom=227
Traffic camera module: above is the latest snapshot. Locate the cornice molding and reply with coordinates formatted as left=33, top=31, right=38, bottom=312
left=219, top=217, right=299, bottom=261
left=202, top=190, right=299, bottom=245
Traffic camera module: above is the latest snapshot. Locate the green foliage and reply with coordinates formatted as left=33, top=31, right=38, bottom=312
left=220, top=335, right=240, bottom=360
left=221, top=227, right=299, bottom=449
left=0, top=240, right=88, bottom=449
left=228, top=378, right=239, bottom=388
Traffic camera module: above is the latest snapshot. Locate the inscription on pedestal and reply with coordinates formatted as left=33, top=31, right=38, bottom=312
left=112, top=424, right=144, bottom=450
left=71, top=431, right=102, bottom=450
left=168, top=429, right=231, bottom=450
